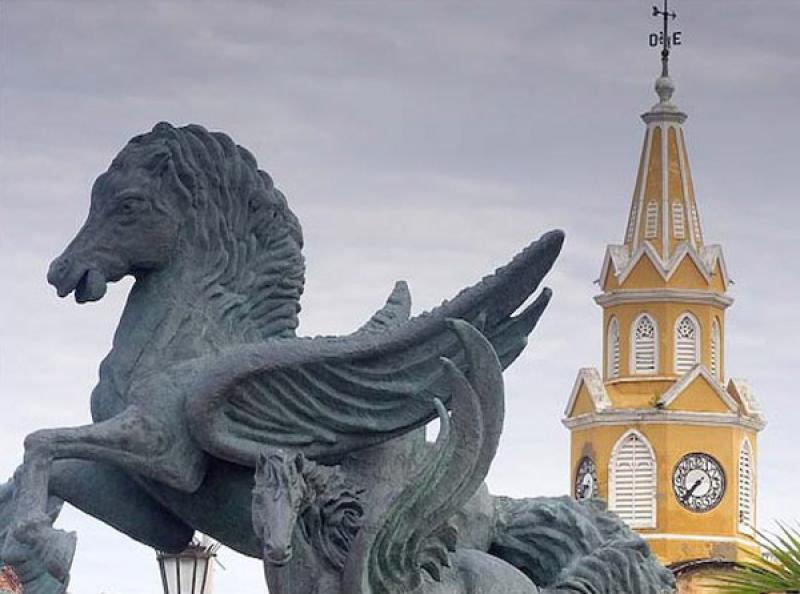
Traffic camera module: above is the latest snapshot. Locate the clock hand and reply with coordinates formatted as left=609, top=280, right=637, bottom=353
left=682, top=478, right=703, bottom=502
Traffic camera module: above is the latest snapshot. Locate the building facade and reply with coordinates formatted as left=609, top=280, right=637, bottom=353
left=563, top=65, right=765, bottom=571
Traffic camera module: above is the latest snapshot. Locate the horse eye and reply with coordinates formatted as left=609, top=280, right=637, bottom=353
left=117, top=196, right=147, bottom=217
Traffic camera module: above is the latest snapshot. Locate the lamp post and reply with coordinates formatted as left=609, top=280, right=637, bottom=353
left=156, top=538, right=219, bottom=594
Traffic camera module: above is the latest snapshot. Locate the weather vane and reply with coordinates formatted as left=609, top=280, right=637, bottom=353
left=649, top=0, right=682, bottom=77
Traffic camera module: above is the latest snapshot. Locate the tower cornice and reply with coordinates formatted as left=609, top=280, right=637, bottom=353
left=562, top=410, right=766, bottom=432
left=595, top=289, right=733, bottom=309
left=642, top=110, right=687, bottom=125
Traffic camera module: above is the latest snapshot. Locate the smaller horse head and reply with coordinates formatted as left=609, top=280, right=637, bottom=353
left=252, top=449, right=313, bottom=566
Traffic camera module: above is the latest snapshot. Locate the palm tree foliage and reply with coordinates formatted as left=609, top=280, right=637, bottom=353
left=713, top=524, right=800, bottom=593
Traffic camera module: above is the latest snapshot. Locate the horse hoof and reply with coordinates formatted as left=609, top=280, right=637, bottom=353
left=37, top=529, right=76, bottom=583
left=8, top=521, right=76, bottom=584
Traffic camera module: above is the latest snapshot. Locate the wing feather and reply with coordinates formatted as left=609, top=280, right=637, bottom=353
left=185, top=230, right=563, bottom=465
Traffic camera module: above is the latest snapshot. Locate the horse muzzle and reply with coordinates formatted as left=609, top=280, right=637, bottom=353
left=47, top=255, right=108, bottom=303
left=263, top=544, right=293, bottom=566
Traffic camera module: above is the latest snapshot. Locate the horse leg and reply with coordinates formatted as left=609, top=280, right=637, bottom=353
left=3, top=405, right=205, bottom=589
left=0, top=459, right=195, bottom=594
left=49, top=459, right=194, bottom=552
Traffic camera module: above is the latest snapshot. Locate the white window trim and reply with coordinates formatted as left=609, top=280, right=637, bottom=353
left=738, top=438, right=755, bottom=535
left=673, top=312, right=701, bottom=375
left=630, top=313, right=659, bottom=375
left=607, top=317, right=620, bottom=379
left=609, top=429, right=657, bottom=529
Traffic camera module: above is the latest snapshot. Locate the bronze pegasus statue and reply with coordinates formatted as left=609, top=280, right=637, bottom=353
left=0, top=123, right=673, bottom=594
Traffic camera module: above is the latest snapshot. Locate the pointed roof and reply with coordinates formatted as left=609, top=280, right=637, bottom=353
left=621, top=69, right=706, bottom=262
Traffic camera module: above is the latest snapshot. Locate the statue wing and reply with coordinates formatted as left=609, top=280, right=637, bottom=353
left=342, top=320, right=504, bottom=594
left=352, top=320, right=506, bottom=593
left=185, top=230, right=563, bottom=465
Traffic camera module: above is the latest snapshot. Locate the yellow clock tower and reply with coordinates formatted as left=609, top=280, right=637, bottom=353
left=562, top=18, right=766, bottom=579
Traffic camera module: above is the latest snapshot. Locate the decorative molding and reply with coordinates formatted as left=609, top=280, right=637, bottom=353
left=641, top=110, right=687, bottom=125
left=595, top=289, right=733, bottom=308
left=598, top=241, right=731, bottom=292
left=661, top=123, right=669, bottom=256
left=562, top=409, right=765, bottom=431
left=605, top=375, right=677, bottom=385
left=676, top=123, right=699, bottom=250
left=632, top=126, right=654, bottom=248
left=640, top=533, right=756, bottom=548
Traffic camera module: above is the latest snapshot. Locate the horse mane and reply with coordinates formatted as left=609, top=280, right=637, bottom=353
left=300, top=460, right=365, bottom=571
left=112, top=122, right=305, bottom=340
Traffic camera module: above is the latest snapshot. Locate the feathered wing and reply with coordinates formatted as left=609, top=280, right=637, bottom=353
left=185, top=230, right=563, bottom=465
left=341, top=320, right=506, bottom=594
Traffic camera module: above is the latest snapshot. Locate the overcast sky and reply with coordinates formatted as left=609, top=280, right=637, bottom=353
left=1, top=2, right=798, bottom=593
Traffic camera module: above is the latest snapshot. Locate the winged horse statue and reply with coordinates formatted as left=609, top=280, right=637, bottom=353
left=0, top=123, right=673, bottom=594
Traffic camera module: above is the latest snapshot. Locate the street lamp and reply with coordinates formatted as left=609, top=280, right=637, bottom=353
left=156, top=538, right=219, bottom=594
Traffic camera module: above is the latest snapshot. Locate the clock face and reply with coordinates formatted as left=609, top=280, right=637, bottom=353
left=672, top=453, right=726, bottom=513
left=574, top=456, right=598, bottom=501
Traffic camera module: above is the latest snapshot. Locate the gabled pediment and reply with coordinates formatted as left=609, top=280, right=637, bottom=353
left=727, top=378, right=766, bottom=424
left=657, top=365, right=739, bottom=413
left=564, top=368, right=611, bottom=418
left=599, top=241, right=730, bottom=292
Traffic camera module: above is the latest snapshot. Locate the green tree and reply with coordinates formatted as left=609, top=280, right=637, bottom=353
left=713, top=525, right=800, bottom=593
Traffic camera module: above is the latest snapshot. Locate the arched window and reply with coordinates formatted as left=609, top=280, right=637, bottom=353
left=672, top=203, right=686, bottom=239
left=645, top=201, right=659, bottom=239
left=607, top=317, right=620, bottom=379
left=610, top=430, right=657, bottom=528
left=674, top=313, right=700, bottom=375
left=711, top=319, right=721, bottom=379
left=631, top=314, right=658, bottom=374
left=738, top=439, right=754, bottom=533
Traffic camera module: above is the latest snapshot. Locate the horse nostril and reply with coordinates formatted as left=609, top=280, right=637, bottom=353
left=47, top=256, right=71, bottom=285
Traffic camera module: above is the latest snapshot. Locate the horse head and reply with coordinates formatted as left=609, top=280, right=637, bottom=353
left=47, top=122, right=305, bottom=338
left=253, top=449, right=312, bottom=566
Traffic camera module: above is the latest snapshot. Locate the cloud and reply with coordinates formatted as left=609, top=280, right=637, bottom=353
left=1, top=2, right=797, bottom=593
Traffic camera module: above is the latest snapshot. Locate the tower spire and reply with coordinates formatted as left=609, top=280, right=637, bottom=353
left=651, top=1, right=679, bottom=109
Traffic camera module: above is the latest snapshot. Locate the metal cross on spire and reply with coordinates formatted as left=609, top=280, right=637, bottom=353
left=652, top=0, right=678, bottom=77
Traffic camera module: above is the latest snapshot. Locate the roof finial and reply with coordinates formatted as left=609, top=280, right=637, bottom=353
left=651, top=0, right=679, bottom=106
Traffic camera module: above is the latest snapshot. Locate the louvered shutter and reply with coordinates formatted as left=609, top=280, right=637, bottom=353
left=738, top=440, right=754, bottom=533
left=672, top=203, right=685, bottom=239
left=691, top=204, right=702, bottom=243
left=633, top=315, right=657, bottom=374
left=674, top=314, right=698, bottom=374
left=711, top=319, right=721, bottom=379
left=645, top=201, right=658, bottom=239
left=607, top=318, right=620, bottom=378
left=611, top=432, right=656, bottom=528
